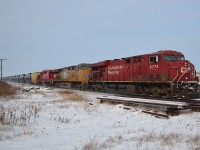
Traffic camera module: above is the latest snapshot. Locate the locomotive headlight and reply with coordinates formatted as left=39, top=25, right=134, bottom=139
left=184, top=62, right=187, bottom=67
left=185, top=77, right=188, bottom=80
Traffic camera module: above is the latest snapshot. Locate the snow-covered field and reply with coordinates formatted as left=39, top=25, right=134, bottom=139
left=0, top=83, right=200, bottom=150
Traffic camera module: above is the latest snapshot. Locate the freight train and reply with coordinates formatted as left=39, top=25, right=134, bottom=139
left=4, top=50, right=200, bottom=99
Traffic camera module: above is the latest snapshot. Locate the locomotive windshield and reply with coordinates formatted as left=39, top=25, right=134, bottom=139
left=177, top=56, right=185, bottom=60
left=163, top=55, right=185, bottom=61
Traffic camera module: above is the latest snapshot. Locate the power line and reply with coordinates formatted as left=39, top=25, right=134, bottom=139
left=0, top=59, right=7, bottom=82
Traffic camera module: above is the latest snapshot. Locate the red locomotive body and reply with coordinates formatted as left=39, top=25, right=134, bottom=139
left=90, top=50, right=199, bottom=98
left=40, top=70, right=57, bottom=83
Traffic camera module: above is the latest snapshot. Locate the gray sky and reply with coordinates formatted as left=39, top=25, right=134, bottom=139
left=1, top=0, right=200, bottom=76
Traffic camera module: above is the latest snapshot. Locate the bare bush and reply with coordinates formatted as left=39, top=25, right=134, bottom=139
left=0, top=104, right=41, bottom=126
left=105, top=135, right=123, bottom=145
left=112, top=121, right=124, bottom=128
left=159, top=132, right=182, bottom=146
left=83, top=103, right=97, bottom=114
left=56, top=104, right=70, bottom=109
left=138, top=128, right=146, bottom=132
left=82, top=135, right=124, bottom=150
left=143, top=131, right=157, bottom=142
left=54, top=116, right=71, bottom=124
left=82, top=137, right=102, bottom=150
left=130, top=131, right=184, bottom=148
left=188, top=134, right=200, bottom=145
left=0, top=126, right=33, bottom=141
left=0, top=103, right=40, bottom=141
left=81, top=132, right=200, bottom=150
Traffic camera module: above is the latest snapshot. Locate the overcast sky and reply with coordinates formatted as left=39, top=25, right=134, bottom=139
left=1, top=0, right=200, bottom=76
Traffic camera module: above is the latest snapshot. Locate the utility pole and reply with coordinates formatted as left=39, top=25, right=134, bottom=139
left=0, top=59, right=7, bottom=82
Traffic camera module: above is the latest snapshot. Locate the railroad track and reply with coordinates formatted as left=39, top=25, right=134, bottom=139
left=97, top=95, right=200, bottom=117
left=14, top=82, right=200, bottom=116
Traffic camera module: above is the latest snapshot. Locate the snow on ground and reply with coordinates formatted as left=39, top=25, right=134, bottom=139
left=0, top=83, right=200, bottom=150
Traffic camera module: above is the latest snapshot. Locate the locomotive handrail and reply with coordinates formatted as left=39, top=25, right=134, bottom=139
left=172, top=70, right=179, bottom=83
left=177, top=72, right=187, bottom=88
left=171, top=70, right=179, bottom=96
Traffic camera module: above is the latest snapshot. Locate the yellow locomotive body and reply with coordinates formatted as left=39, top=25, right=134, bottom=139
left=59, top=64, right=91, bottom=88
left=31, top=72, right=40, bottom=84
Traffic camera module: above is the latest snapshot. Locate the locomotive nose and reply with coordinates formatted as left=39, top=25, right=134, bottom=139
left=180, top=60, right=190, bottom=73
left=179, top=60, right=196, bottom=81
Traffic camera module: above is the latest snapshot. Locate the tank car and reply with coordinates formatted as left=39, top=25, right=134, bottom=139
left=18, top=74, right=24, bottom=83
left=89, top=50, right=199, bottom=98
left=23, top=73, right=32, bottom=83
left=12, top=75, right=17, bottom=82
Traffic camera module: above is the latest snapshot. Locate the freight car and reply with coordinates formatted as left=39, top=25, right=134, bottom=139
left=89, top=50, right=199, bottom=98
left=23, top=73, right=32, bottom=84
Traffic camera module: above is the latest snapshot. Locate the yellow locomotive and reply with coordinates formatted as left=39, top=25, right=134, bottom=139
left=31, top=72, right=40, bottom=84
left=59, top=63, right=91, bottom=89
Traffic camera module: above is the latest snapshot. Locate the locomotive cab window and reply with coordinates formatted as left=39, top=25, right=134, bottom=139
left=177, top=55, right=185, bottom=60
left=133, top=56, right=142, bottom=62
left=150, top=56, right=159, bottom=63
left=126, top=59, right=130, bottom=64
left=163, top=55, right=185, bottom=61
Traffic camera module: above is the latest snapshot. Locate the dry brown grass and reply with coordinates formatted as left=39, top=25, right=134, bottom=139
left=159, top=132, right=182, bottom=146
left=82, top=138, right=100, bottom=150
left=58, top=90, right=74, bottom=95
left=81, top=135, right=124, bottom=150
left=188, top=134, right=200, bottom=145
left=0, top=104, right=41, bottom=126
left=58, top=89, right=86, bottom=102
left=32, top=90, right=48, bottom=97
left=67, top=94, right=85, bottom=101
left=0, top=82, right=19, bottom=97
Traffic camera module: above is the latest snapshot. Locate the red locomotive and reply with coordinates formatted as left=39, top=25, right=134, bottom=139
left=40, top=70, right=58, bottom=83
left=89, top=50, right=199, bottom=98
